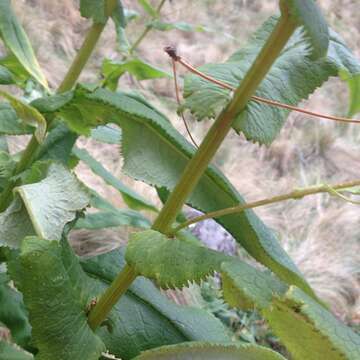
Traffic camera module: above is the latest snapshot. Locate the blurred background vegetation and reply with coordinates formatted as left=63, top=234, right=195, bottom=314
left=5, top=0, right=360, bottom=352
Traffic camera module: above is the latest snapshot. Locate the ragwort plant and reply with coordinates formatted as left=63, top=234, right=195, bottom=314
left=0, top=0, right=360, bottom=359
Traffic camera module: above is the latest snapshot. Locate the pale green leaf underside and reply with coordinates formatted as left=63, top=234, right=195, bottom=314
left=15, top=163, right=89, bottom=240
left=72, top=146, right=156, bottom=211
left=0, top=91, right=46, bottom=142
left=134, top=342, right=287, bottom=360
left=0, top=0, right=47, bottom=88
left=346, top=73, right=360, bottom=116
left=8, top=237, right=106, bottom=360
left=0, top=197, right=35, bottom=249
left=34, top=87, right=315, bottom=299
left=126, top=229, right=229, bottom=289
left=0, top=341, right=33, bottom=360
left=183, top=17, right=360, bottom=145
left=283, top=0, right=329, bottom=59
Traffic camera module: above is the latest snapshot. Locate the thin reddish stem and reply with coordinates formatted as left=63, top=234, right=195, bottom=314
left=171, top=58, right=199, bottom=148
left=175, top=56, right=360, bottom=125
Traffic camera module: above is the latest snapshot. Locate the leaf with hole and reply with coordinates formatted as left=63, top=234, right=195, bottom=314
left=72, top=146, right=156, bottom=211
left=182, top=17, right=360, bottom=145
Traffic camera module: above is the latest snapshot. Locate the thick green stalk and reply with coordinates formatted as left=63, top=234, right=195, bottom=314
left=88, top=9, right=298, bottom=329
left=172, top=180, right=360, bottom=233
left=152, top=12, right=297, bottom=233
left=88, top=265, right=137, bottom=330
left=0, top=1, right=117, bottom=212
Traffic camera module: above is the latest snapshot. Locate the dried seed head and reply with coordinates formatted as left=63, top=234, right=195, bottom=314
left=164, top=45, right=180, bottom=61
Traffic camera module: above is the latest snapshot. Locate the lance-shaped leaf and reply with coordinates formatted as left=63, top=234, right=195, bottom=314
left=72, top=146, right=156, bottom=211
left=0, top=274, right=31, bottom=348
left=14, top=163, right=89, bottom=240
left=36, top=87, right=315, bottom=299
left=102, top=58, right=170, bottom=91
left=80, top=247, right=230, bottom=359
left=282, top=0, right=329, bottom=59
left=126, top=229, right=229, bottom=289
left=264, top=287, right=360, bottom=360
left=0, top=91, right=46, bottom=142
left=0, top=103, right=33, bottom=136
left=221, top=261, right=360, bottom=360
left=0, top=0, right=47, bottom=88
left=8, top=237, right=106, bottom=360
left=133, top=342, right=287, bottom=360
left=75, top=209, right=151, bottom=230
left=0, top=341, right=33, bottom=360
left=182, top=18, right=360, bottom=145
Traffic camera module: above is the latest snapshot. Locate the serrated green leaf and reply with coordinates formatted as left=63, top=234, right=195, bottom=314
left=8, top=234, right=230, bottom=360
left=126, top=229, right=229, bottom=289
left=102, top=58, right=170, bottom=91
left=14, top=163, right=89, bottom=240
left=8, top=237, right=106, bottom=360
left=221, top=260, right=288, bottom=310
left=133, top=342, right=287, bottom=360
left=75, top=209, right=151, bottom=230
left=0, top=276, right=31, bottom=348
left=282, top=0, right=329, bottom=59
left=264, top=287, right=360, bottom=360
left=0, top=64, right=14, bottom=84
left=80, top=247, right=230, bottom=359
left=0, top=91, right=46, bottom=142
left=183, top=18, right=360, bottom=145
left=0, top=103, right=33, bottom=136
left=0, top=340, right=33, bottom=360
left=40, top=87, right=315, bottom=299
left=0, top=151, right=16, bottom=178
left=149, top=20, right=209, bottom=33
left=138, top=0, right=158, bottom=18
left=0, top=0, right=47, bottom=88
left=72, top=146, right=156, bottom=211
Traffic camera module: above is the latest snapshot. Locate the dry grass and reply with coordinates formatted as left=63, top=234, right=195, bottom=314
left=9, top=0, right=360, bottom=323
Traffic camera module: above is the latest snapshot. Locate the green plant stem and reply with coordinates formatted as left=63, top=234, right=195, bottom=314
left=171, top=180, right=360, bottom=234
left=88, top=264, right=137, bottom=330
left=129, top=0, right=167, bottom=54
left=152, top=11, right=297, bottom=234
left=87, top=9, right=298, bottom=330
left=0, top=1, right=117, bottom=212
